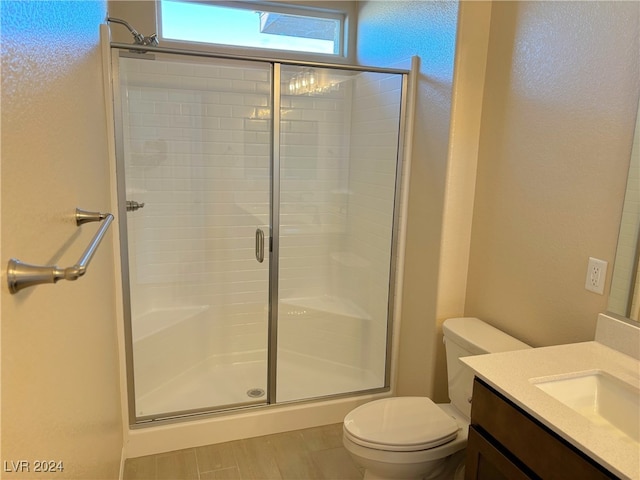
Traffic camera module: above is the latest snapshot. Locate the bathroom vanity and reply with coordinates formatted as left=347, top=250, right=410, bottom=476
left=461, top=317, right=640, bottom=480
left=466, top=378, right=616, bottom=479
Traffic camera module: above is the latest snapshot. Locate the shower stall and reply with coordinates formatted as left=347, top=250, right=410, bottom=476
left=111, top=44, right=408, bottom=424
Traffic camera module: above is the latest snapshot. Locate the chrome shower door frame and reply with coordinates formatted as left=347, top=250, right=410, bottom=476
left=111, top=55, right=137, bottom=426
left=267, top=63, right=281, bottom=406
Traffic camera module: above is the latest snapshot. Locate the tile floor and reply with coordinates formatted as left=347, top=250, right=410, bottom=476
left=123, top=423, right=364, bottom=480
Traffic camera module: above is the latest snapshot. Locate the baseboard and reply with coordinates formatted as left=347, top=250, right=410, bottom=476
left=125, top=392, right=389, bottom=458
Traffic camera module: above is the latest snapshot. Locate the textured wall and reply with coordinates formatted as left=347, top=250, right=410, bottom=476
left=356, top=1, right=459, bottom=398
left=1, top=1, right=123, bottom=478
left=465, top=1, right=640, bottom=346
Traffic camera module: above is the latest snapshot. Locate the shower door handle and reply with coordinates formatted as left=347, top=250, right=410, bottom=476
left=255, top=228, right=265, bottom=263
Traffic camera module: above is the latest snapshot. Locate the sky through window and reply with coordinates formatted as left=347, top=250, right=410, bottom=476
left=160, top=1, right=340, bottom=55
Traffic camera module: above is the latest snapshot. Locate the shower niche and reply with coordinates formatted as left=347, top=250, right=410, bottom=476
left=112, top=50, right=407, bottom=423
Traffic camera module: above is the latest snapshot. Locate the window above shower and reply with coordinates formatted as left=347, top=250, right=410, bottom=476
left=158, top=0, right=347, bottom=58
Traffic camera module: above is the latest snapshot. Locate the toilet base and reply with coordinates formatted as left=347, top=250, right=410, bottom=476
left=363, top=450, right=465, bottom=480
left=358, top=450, right=465, bottom=480
left=358, top=457, right=447, bottom=480
left=344, top=435, right=466, bottom=480
left=433, top=451, right=466, bottom=480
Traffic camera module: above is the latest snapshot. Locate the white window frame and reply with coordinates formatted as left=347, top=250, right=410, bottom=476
left=156, top=0, right=352, bottom=62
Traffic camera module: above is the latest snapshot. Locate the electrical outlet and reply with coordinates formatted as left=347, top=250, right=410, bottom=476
left=585, top=257, right=608, bottom=295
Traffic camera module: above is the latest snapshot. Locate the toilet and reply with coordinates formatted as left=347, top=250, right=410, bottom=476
left=343, top=317, right=531, bottom=480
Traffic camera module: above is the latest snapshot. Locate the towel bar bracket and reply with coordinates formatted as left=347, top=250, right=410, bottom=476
left=7, top=208, right=114, bottom=294
left=76, top=208, right=108, bottom=226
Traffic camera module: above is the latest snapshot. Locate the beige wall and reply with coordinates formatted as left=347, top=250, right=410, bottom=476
left=1, top=2, right=123, bottom=478
left=465, top=1, right=640, bottom=346
left=434, top=1, right=492, bottom=399
left=2, top=0, right=637, bottom=470
left=356, top=1, right=460, bottom=399
left=356, top=0, right=639, bottom=400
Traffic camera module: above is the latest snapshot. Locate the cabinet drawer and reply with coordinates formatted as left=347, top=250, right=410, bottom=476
left=470, top=378, right=616, bottom=480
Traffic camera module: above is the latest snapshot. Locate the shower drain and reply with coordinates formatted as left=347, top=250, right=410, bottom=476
left=247, top=388, right=265, bottom=398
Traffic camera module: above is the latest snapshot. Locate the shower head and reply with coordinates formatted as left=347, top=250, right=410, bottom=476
left=107, top=16, right=159, bottom=47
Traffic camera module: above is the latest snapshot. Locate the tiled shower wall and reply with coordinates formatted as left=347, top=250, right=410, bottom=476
left=121, top=56, right=272, bottom=347
left=277, top=70, right=402, bottom=377
left=119, top=56, right=403, bottom=380
left=347, top=72, right=403, bottom=378
left=278, top=68, right=352, bottom=302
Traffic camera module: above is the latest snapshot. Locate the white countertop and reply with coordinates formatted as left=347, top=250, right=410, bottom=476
left=462, top=341, right=640, bottom=480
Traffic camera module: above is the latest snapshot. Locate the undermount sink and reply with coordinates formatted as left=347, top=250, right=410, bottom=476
left=531, top=370, right=640, bottom=443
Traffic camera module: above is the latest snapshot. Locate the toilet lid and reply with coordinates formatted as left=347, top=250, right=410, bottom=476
left=344, top=397, right=459, bottom=452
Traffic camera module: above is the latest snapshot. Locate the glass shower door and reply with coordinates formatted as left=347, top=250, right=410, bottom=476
left=276, top=66, right=404, bottom=402
left=115, top=53, right=272, bottom=420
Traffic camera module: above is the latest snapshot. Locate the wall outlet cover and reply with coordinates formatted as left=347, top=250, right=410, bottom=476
left=585, top=257, right=608, bottom=295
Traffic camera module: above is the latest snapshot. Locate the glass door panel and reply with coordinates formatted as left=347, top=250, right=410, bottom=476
left=276, top=66, right=404, bottom=402
left=115, top=53, right=272, bottom=419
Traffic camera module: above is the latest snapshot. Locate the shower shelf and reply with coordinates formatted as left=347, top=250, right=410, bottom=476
left=132, top=305, right=209, bottom=342
left=281, top=296, right=372, bottom=321
left=7, top=208, right=114, bottom=294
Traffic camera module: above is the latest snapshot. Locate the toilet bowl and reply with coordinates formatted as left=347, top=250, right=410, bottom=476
left=343, top=399, right=468, bottom=480
left=342, top=317, right=531, bottom=480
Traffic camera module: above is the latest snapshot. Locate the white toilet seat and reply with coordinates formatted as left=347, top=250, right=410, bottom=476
left=343, top=397, right=459, bottom=452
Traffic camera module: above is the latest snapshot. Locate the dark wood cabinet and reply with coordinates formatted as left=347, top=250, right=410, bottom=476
left=465, top=378, right=618, bottom=480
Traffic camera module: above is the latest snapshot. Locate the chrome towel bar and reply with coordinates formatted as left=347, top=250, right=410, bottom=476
left=7, top=208, right=114, bottom=294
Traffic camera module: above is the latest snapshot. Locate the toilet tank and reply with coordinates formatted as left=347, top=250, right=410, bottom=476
left=443, top=317, right=531, bottom=419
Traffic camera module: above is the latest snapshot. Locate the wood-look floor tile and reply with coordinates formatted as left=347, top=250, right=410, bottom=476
left=311, top=447, right=363, bottom=480
left=200, top=466, right=242, bottom=480
left=156, top=449, right=199, bottom=480
left=270, top=430, right=323, bottom=480
left=232, top=437, right=282, bottom=479
left=300, top=423, right=344, bottom=451
left=138, top=423, right=361, bottom=480
left=196, top=441, right=237, bottom=473
left=123, top=455, right=156, bottom=480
